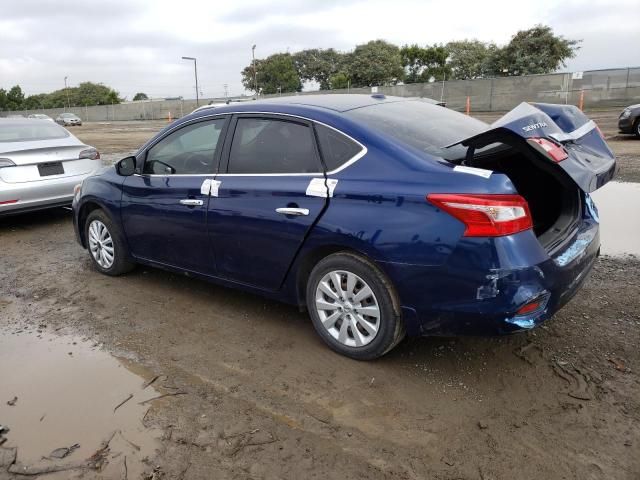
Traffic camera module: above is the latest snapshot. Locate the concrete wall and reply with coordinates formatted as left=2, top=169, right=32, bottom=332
left=4, top=67, right=639, bottom=121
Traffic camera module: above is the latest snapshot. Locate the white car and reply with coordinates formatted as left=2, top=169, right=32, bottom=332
left=0, top=119, right=102, bottom=216
left=27, top=114, right=55, bottom=122
left=191, top=102, right=229, bottom=114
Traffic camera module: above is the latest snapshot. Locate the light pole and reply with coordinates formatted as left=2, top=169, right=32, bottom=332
left=251, top=44, right=258, bottom=96
left=64, top=76, right=70, bottom=110
left=181, top=56, right=199, bottom=106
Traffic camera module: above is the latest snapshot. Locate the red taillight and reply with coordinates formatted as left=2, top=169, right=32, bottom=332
left=528, top=138, right=568, bottom=163
left=517, top=301, right=543, bottom=315
left=79, top=148, right=100, bottom=160
left=0, top=199, right=19, bottom=205
left=427, top=193, right=533, bottom=237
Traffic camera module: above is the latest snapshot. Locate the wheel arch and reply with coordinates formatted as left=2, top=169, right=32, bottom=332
left=77, top=200, right=114, bottom=248
left=293, top=244, right=399, bottom=312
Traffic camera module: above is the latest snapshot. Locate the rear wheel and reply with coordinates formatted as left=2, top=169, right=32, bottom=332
left=85, top=210, right=135, bottom=276
left=306, top=252, right=405, bottom=360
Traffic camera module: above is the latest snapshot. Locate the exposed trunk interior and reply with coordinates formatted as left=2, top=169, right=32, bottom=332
left=465, top=144, right=582, bottom=253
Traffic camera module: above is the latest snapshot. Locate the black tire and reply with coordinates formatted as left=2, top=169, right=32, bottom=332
left=306, top=252, right=405, bottom=360
left=84, top=209, right=135, bottom=276
left=634, top=119, right=640, bottom=139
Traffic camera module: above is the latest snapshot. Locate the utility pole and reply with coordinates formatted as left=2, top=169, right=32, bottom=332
left=252, top=44, right=258, bottom=96
left=224, top=84, right=228, bottom=98
left=181, top=56, right=199, bottom=106
left=64, top=76, right=70, bottom=111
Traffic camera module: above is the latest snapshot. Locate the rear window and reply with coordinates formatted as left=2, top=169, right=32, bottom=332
left=315, top=124, right=363, bottom=171
left=0, top=121, right=70, bottom=142
left=344, top=100, right=488, bottom=161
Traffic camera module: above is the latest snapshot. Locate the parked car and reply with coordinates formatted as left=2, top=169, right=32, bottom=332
left=72, top=95, right=616, bottom=359
left=618, top=104, right=640, bottom=138
left=0, top=118, right=101, bottom=216
left=191, top=102, right=230, bottom=114
left=56, top=113, right=82, bottom=126
left=27, top=113, right=54, bottom=122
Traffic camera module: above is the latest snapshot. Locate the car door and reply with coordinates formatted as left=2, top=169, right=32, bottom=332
left=207, top=114, right=329, bottom=291
left=121, top=117, right=228, bottom=273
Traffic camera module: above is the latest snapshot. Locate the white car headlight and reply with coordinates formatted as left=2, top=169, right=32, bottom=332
left=621, top=109, right=631, bottom=119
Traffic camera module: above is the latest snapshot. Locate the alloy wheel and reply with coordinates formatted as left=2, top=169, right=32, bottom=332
left=314, top=270, right=381, bottom=347
left=88, top=220, right=115, bottom=269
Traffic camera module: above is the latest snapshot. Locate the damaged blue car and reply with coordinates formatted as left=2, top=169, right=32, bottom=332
left=72, top=95, right=616, bottom=359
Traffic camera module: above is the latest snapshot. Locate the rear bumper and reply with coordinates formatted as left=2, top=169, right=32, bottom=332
left=382, top=211, right=600, bottom=337
left=0, top=173, right=92, bottom=216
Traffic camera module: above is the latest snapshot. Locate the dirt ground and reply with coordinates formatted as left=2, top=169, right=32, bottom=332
left=1, top=107, right=639, bottom=479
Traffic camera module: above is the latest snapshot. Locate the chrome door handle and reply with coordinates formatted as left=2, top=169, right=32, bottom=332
left=179, top=199, right=204, bottom=206
left=276, top=207, right=309, bottom=216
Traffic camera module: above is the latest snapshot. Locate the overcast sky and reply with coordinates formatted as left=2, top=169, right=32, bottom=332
left=1, top=0, right=638, bottom=100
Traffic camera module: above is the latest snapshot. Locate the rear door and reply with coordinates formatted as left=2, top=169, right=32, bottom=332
left=121, top=117, right=228, bottom=273
left=207, top=114, right=328, bottom=291
left=448, top=102, right=616, bottom=192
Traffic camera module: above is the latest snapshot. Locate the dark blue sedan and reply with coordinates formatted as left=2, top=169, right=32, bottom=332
left=72, top=95, right=616, bottom=359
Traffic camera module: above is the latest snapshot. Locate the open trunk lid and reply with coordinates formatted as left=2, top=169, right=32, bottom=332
left=446, top=102, right=616, bottom=193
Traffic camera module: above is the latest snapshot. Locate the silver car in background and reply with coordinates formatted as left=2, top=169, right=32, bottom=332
left=0, top=119, right=101, bottom=216
left=56, top=113, right=82, bottom=126
left=27, top=113, right=54, bottom=122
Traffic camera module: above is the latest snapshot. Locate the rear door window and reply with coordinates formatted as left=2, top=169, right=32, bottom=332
left=227, top=117, right=320, bottom=174
left=314, top=124, right=363, bottom=171
left=144, top=119, right=226, bottom=175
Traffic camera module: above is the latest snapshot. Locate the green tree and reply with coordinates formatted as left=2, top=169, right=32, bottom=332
left=347, top=40, right=404, bottom=87
left=446, top=40, right=497, bottom=79
left=400, top=44, right=427, bottom=83
left=489, top=25, right=579, bottom=76
left=132, top=92, right=149, bottom=101
left=293, top=48, right=344, bottom=90
left=400, top=44, right=449, bottom=83
left=6, top=85, right=25, bottom=110
left=22, top=93, right=48, bottom=110
left=328, top=71, right=351, bottom=89
left=241, top=53, right=302, bottom=95
left=0, top=88, right=7, bottom=110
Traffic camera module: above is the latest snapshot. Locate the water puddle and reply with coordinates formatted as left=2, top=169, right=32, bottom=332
left=591, top=181, right=640, bottom=257
left=0, top=330, right=161, bottom=478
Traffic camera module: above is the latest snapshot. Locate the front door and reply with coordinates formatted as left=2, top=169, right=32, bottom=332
left=207, top=115, right=329, bottom=291
left=121, top=117, right=227, bottom=274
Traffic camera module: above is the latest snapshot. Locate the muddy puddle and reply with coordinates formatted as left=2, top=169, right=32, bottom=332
left=0, top=330, right=162, bottom=478
left=591, top=181, right=640, bottom=256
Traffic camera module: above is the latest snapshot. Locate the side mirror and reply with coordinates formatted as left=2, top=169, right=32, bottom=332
left=116, top=156, right=136, bottom=176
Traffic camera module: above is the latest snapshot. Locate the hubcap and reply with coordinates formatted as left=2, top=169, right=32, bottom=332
left=315, top=270, right=381, bottom=348
left=88, top=220, right=115, bottom=269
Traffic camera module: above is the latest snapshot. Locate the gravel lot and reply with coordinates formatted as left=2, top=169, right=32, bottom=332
left=0, top=108, right=638, bottom=479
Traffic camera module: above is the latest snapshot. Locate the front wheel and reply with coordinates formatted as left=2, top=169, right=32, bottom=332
left=85, top=209, right=135, bottom=276
left=306, top=252, right=405, bottom=360
left=635, top=119, right=640, bottom=138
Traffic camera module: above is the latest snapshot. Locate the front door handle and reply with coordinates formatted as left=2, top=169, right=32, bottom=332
left=276, top=207, right=309, bottom=216
left=179, top=199, right=204, bottom=206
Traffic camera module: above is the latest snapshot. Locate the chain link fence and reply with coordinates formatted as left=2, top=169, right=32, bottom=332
left=3, top=67, right=639, bottom=121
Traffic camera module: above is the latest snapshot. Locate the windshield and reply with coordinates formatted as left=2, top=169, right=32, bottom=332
left=0, top=121, right=70, bottom=142
left=344, top=99, right=488, bottom=161
left=61, top=113, right=77, bottom=118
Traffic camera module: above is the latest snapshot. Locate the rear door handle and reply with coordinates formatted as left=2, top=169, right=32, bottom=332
left=276, top=207, right=309, bottom=216
left=179, top=199, right=204, bottom=206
